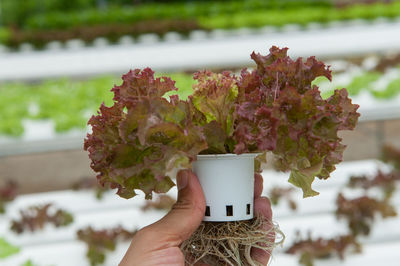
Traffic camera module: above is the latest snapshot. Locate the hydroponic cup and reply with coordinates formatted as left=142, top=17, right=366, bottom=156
left=192, top=153, right=258, bottom=222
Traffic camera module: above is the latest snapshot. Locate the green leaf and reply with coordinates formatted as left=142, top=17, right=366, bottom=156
left=112, top=68, right=177, bottom=106
left=78, top=226, right=135, bottom=266
left=112, top=144, right=146, bottom=169
left=155, top=176, right=175, bottom=194
left=20, top=260, right=37, bottom=266
left=192, top=70, right=238, bottom=136
left=0, top=237, right=20, bottom=259
left=201, top=121, right=228, bottom=154
left=289, top=161, right=323, bottom=198
left=346, top=71, right=381, bottom=96
left=85, top=69, right=209, bottom=199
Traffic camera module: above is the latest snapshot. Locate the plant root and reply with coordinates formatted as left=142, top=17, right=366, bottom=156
left=181, top=215, right=284, bottom=266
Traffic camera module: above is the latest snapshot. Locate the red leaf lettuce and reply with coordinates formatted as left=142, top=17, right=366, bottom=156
left=84, top=46, right=359, bottom=199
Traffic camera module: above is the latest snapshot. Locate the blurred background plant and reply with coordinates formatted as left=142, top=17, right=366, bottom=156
left=1, top=0, right=400, bottom=48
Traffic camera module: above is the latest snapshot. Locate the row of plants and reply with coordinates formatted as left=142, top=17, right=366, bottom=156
left=199, top=1, right=400, bottom=29
left=316, top=65, right=400, bottom=99
left=1, top=0, right=332, bottom=28
left=22, top=0, right=332, bottom=31
left=0, top=73, right=193, bottom=137
left=1, top=20, right=202, bottom=49
left=270, top=144, right=400, bottom=266
left=1, top=0, right=97, bottom=28
left=2, top=144, right=399, bottom=265
left=0, top=177, right=175, bottom=265
left=1, top=0, right=399, bottom=48
left=2, top=62, right=399, bottom=138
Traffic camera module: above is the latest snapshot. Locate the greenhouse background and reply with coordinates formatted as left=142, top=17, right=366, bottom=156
left=1, top=0, right=400, bottom=265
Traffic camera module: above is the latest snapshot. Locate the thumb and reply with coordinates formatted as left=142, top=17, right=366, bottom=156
left=145, top=169, right=206, bottom=246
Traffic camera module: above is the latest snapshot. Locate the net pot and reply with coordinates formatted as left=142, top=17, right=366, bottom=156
left=192, top=153, right=258, bottom=222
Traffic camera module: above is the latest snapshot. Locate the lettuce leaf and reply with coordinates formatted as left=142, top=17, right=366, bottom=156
left=239, top=46, right=359, bottom=197
left=85, top=68, right=207, bottom=199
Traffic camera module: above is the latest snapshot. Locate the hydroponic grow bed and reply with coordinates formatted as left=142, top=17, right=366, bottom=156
left=0, top=160, right=399, bottom=266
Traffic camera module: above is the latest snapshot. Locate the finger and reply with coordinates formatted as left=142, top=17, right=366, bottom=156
left=251, top=197, right=274, bottom=265
left=254, top=173, right=264, bottom=198
left=143, top=169, right=206, bottom=248
left=254, top=196, right=272, bottom=220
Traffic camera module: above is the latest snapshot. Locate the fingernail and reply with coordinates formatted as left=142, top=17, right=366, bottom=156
left=177, top=170, right=189, bottom=190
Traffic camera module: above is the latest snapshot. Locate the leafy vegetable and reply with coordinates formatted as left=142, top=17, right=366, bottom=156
left=336, top=193, right=397, bottom=236
left=10, top=204, right=73, bottom=234
left=0, top=180, right=18, bottom=213
left=372, top=77, right=400, bottom=99
left=20, top=260, right=38, bottom=266
left=0, top=27, right=11, bottom=44
left=191, top=70, right=238, bottom=154
left=0, top=73, right=194, bottom=137
left=382, top=144, right=400, bottom=170
left=346, top=72, right=381, bottom=96
left=6, top=0, right=399, bottom=49
left=374, top=54, right=400, bottom=72
left=85, top=68, right=207, bottom=199
left=0, top=237, right=20, bottom=259
left=286, top=233, right=361, bottom=266
left=142, top=194, right=176, bottom=211
left=269, top=187, right=297, bottom=211
left=287, top=144, right=400, bottom=266
left=347, top=170, right=400, bottom=199
left=240, top=47, right=359, bottom=197
left=77, top=226, right=136, bottom=266
left=71, top=177, right=109, bottom=200
left=85, top=46, right=359, bottom=199
left=199, top=1, right=400, bottom=30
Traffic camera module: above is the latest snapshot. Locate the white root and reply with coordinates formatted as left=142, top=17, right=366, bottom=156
left=181, top=215, right=284, bottom=266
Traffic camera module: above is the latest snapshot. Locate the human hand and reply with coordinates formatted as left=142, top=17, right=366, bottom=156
left=120, top=170, right=273, bottom=266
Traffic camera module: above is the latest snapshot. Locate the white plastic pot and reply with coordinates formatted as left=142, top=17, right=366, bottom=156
left=192, top=153, right=258, bottom=222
